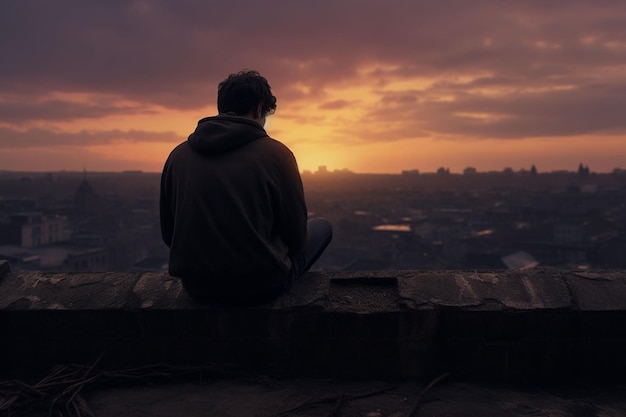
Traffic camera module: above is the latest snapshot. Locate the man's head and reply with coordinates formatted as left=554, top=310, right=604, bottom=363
left=217, top=70, right=277, bottom=124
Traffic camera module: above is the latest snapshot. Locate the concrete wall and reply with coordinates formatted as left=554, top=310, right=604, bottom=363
left=1, top=260, right=625, bottom=382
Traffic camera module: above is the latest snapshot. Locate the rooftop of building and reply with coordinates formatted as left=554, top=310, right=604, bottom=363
left=1, top=260, right=625, bottom=416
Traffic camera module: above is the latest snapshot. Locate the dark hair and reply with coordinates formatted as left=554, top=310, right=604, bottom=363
left=217, top=70, right=277, bottom=117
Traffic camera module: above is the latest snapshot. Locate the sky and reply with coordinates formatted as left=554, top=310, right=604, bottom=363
left=1, top=0, right=625, bottom=174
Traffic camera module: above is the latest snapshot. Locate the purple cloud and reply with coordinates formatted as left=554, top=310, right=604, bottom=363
left=1, top=0, right=625, bottom=142
left=0, top=127, right=181, bottom=148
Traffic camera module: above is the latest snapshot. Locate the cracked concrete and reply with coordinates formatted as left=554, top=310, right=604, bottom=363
left=1, top=265, right=626, bottom=312
left=1, top=264, right=625, bottom=381
left=0, top=267, right=595, bottom=310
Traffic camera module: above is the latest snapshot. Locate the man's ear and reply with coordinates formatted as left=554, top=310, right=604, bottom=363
left=255, top=103, right=263, bottom=120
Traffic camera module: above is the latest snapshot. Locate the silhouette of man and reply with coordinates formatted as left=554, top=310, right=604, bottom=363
left=160, top=70, right=332, bottom=304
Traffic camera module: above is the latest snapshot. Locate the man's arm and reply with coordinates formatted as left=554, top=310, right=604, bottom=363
left=275, top=151, right=308, bottom=256
left=159, top=162, right=174, bottom=248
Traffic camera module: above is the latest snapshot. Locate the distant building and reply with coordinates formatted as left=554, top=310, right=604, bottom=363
left=401, top=169, right=420, bottom=176
left=74, top=170, right=98, bottom=215
left=589, top=234, right=626, bottom=268
left=0, top=248, right=40, bottom=270
left=0, top=198, right=37, bottom=213
left=554, top=224, right=584, bottom=244
left=0, top=212, right=67, bottom=248
left=70, top=231, right=105, bottom=247
left=501, top=251, right=539, bottom=270
left=0, top=244, right=107, bottom=272
left=129, top=257, right=168, bottom=272
left=316, top=166, right=329, bottom=175
left=63, top=247, right=108, bottom=272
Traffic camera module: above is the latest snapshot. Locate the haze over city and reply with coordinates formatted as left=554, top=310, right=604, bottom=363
left=1, top=1, right=626, bottom=174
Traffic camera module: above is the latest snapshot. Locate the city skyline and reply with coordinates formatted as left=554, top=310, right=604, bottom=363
left=1, top=1, right=626, bottom=174
left=0, top=161, right=610, bottom=176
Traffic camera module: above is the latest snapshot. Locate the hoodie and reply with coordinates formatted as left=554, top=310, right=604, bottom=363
left=160, top=115, right=308, bottom=302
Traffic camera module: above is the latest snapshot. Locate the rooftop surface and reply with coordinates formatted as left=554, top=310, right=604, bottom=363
left=1, top=261, right=625, bottom=416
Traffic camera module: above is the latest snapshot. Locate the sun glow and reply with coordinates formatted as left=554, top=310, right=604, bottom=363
left=3, top=72, right=626, bottom=174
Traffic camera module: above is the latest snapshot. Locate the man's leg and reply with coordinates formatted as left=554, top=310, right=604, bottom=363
left=290, top=217, right=333, bottom=279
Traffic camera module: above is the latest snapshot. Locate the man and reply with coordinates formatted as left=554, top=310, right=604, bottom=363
left=160, top=70, right=332, bottom=304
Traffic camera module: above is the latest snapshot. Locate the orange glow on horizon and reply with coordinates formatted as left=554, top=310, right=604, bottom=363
left=3, top=2, right=626, bottom=176
left=1, top=73, right=625, bottom=174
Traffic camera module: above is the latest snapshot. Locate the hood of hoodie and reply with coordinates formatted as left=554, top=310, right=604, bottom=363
left=187, top=114, right=269, bottom=155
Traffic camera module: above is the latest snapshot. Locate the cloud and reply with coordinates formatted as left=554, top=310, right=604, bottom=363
left=318, top=100, right=352, bottom=110
left=330, top=78, right=626, bottom=143
left=3, top=1, right=625, bottom=88
left=1, top=0, right=626, bottom=144
left=0, top=97, right=156, bottom=124
left=0, top=127, right=181, bottom=148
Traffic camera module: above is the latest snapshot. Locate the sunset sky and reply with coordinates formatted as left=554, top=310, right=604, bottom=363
left=1, top=1, right=625, bottom=174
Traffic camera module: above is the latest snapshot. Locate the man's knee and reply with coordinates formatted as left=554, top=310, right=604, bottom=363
left=308, top=217, right=333, bottom=241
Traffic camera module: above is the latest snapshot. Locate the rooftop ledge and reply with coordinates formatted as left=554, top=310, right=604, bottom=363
left=1, top=259, right=625, bottom=382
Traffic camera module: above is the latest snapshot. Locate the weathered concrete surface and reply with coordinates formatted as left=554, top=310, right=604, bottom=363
left=1, top=264, right=625, bottom=382
left=397, top=269, right=573, bottom=310
left=1, top=267, right=625, bottom=312
left=564, top=271, right=626, bottom=310
left=82, top=379, right=626, bottom=417
left=0, top=271, right=142, bottom=310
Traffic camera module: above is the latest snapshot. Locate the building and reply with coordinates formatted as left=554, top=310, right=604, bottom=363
left=0, top=212, right=67, bottom=247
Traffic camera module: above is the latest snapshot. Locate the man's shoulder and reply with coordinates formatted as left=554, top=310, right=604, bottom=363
left=165, top=141, right=191, bottom=160
left=257, top=136, right=294, bottom=157
left=171, top=141, right=190, bottom=153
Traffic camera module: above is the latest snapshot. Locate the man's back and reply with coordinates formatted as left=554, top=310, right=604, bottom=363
left=160, top=114, right=308, bottom=302
left=160, top=70, right=331, bottom=304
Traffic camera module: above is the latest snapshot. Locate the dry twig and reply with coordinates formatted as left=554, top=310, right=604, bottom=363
left=405, top=372, right=450, bottom=417
left=0, top=361, right=219, bottom=417
left=270, top=385, right=397, bottom=417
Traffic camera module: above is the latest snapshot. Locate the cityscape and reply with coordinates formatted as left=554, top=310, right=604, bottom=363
left=1, top=164, right=625, bottom=273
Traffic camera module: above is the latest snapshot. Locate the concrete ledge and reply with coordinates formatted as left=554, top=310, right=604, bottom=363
left=1, top=264, right=625, bottom=382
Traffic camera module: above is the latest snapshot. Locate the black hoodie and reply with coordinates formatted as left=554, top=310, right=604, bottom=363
left=160, top=115, right=308, bottom=302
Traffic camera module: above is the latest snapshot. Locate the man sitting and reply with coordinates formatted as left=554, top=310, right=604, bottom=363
left=160, top=70, right=332, bottom=304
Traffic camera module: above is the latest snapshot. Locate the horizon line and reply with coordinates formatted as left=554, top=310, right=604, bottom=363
left=2, top=166, right=625, bottom=176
